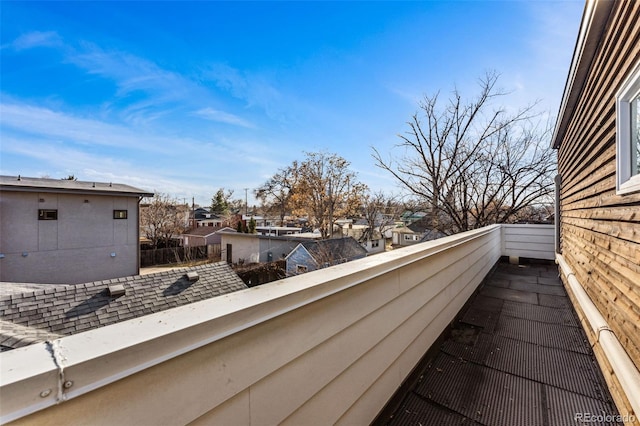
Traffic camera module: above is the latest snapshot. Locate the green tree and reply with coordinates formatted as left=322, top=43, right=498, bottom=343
left=211, top=188, right=233, bottom=215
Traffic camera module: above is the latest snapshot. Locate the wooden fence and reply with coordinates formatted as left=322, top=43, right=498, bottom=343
left=140, top=245, right=220, bottom=267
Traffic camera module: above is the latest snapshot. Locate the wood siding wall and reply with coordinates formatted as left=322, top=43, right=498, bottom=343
left=557, top=0, right=640, bottom=417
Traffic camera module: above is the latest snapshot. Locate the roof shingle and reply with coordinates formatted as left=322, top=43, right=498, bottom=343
left=0, top=262, right=247, bottom=350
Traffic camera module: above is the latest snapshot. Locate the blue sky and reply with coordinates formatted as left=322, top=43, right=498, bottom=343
left=1, top=1, right=584, bottom=206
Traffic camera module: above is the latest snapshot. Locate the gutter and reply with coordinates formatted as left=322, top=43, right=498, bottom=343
left=556, top=254, right=640, bottom=417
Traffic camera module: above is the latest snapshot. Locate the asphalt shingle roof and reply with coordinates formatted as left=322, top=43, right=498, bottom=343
left=0, top=262, right=247, bottom=350
left=300, top=237, right=368, bottom=262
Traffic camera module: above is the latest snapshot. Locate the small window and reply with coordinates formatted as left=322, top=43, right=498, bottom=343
left=113, top=210, right=128, bottom=219
left=38, top=209, right=58, bottom=220
left=616, top=59, right=640, bottom=194
left=372, top=240, right=380, bottom=248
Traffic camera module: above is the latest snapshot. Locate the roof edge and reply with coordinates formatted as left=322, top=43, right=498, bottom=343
left=551, top=0, right=615, bottom=149
left=0, top=175, right=154, bottom=197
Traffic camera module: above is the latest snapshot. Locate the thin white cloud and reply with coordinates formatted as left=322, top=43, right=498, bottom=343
left=203, top=63, right=288, bottom=122
left=2, top=135, right=216, bottom=202
left=194, top=107, right=255, bottom=128
left=69, top=42, right=199, bottom=100
left=0, top=100, right=289, bottom=205
left=0, top=101, right=170, bottom=153
left=8, top=31, right=63, bottom=50
left=508, top=2, right=583, bottom=115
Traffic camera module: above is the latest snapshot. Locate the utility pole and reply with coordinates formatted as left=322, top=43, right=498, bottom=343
left=244, top=188, right=249, bottom=216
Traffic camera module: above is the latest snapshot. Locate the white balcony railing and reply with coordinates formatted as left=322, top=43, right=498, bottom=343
left=0, top=224, right=555, bottom=425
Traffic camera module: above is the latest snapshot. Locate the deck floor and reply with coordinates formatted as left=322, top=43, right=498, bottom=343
left=379, top=261, right=621, bottom=426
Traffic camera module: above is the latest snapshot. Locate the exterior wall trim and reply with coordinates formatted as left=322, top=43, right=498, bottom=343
left=0, top=225, right=555, bottom=424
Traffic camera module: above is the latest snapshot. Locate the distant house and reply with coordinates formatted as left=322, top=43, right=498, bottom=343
left=255, top=226, right=303, bottom=237
left=392, top=218, right=445, bottom=247
left=198, top=216, right=225, bottom=228
left=0, top=175, right=153, bottom=284
left=189, top=207, right=230, bottom=228
left=0, top=262, right=247, bottom=351
left=551, top=0, right=640, bottom=415
left=358, top=230, right=385, bottom=254
left=391, top=225, right=419, bottom=246
left=181, top=226, right=235, bottom=247
left=285, top=237, right=368, bottom=276
left=193, top=208, right=210, bottom=219
left=335, top=221, right=386, bottom=254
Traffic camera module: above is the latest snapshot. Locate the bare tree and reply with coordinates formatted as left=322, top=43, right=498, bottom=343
left=255, top=163, right=299, bottom=226
left=359, top=191, right=403, bottom=243
left=291, top=151, right=368, bottom=238
left=140, top=193, right=188, bottom=249
left=373, top=71, right=555, bottom=235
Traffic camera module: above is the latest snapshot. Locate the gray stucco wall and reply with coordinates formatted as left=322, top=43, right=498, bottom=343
left=0, top=192, right=140, bottom=284
left=220, top=233, right=260, bottom=264
left=220, top=233, right=301, bottom=264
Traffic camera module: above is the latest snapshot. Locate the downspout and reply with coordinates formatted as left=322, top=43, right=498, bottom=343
left=554, top=174, right=562, bottom=254
left=556, top=254, right=640, bottom=417
left=137, top=196, right=143, bottom=274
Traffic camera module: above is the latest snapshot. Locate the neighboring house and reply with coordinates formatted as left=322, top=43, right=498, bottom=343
left=285, top=237, right=368, bottom=276
left=193, top=207, right=210, bottom=219
left=182, top=226, right=235, bottom=247
left=242, top=215, right=278, bottom=227
left=336, top=222, right=386, bottom=254
left=360, top=231, right=385, bottom=254
left=219, top=232, right=321, bottom=265
left=197, top=216, right=225, bottom=228
left=392, top=218, right=444, bottom=247
left=0, top=175, right=153, bottom=284
left=391, top=225, right=420, bottom=246
left=0, top=262, right=247, bottom=351
left=551, top=0, right=640, bottom=416
left=190, top=207, right=229, bottom=228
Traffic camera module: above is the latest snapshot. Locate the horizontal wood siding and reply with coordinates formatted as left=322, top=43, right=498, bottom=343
left=557, top=0, right=640, bottom=412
